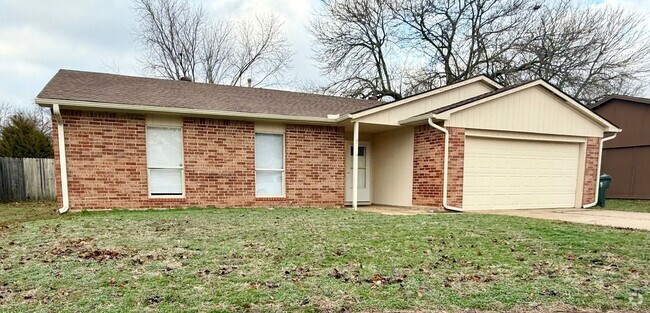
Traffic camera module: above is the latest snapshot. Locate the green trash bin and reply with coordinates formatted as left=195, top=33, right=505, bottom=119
left=597, top=174, right=611, bottom=207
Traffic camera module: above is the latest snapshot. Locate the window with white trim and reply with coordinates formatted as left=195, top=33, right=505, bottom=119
left=255, top=133, right=284, bottom=197
left=146, top=126, right=184, bottom=196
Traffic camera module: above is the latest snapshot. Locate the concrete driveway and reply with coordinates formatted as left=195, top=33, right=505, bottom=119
left=476, top=209, right=650, bottom=231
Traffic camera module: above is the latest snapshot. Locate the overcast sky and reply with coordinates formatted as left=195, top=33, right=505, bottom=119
left=0, top=0, right=648, bottom=110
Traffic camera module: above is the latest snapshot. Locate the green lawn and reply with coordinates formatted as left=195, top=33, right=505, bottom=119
left=0, top=205, right=648, bottom=312
left=604, top=199, right=650, bottom=213
left=0, top=201, right=59, bottom=227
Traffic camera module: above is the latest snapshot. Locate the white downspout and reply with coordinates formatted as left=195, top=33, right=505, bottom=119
left=53, top=104, right=70, bottom=213
left=427, top=118, right=463, bottom=211
left=582, top=133, right=617, bottom=208
left=352, top=121, right=359, bottom=210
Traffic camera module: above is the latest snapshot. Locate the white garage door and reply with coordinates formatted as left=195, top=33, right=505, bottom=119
left=463, top=137, right=580, bottom=210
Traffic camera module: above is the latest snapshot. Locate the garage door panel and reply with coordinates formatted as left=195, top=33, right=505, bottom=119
left=463, top=137, right=580, bottom=210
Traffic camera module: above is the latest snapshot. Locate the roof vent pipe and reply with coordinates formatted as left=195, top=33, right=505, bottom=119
left=247, top=78, right=252, bottom=87
left=180, top=76, right=192, bottom=82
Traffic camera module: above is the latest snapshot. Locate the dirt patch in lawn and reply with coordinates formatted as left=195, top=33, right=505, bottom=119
left=49, top=237, right=126, bottom=264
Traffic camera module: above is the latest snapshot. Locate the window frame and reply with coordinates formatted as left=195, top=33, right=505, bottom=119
left=145, top=125, right=185, bottom=198
left=254, top=131, right=286, bottom=198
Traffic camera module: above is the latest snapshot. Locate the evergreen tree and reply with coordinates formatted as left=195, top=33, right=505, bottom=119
left=0, top=114, right=54, bottom=158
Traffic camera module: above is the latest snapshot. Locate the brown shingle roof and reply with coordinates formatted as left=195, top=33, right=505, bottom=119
left=589, top=94, right=650, bottom=109
left=37, top=70, right=378, bottom=118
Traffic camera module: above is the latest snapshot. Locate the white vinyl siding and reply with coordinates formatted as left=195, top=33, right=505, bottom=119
left=255, top=133, right=285, bottom=197
left=146, top=126, right=184, bottom=196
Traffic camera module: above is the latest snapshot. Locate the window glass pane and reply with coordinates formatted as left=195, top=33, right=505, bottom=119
left=349, top=146, right=365, bottom=156
left=147, top=127, right=183, bottom=167
left=255, top=133, right=283, bottom=169
left=358, top=168, right=366, bottom=189
left=256, top=170, right=283, bottom=196
left=350, top=146, right=366, bottom=168
left=358, top=150, right=366, bottom=168
left=149, top=168, right=183, bottom=195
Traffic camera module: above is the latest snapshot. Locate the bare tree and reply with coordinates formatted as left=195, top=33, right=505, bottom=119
left=0, top=102, right=13, bottom=130
left=26, top=106, right=52, bottom=136
left=135, top=0, right=292, bottom=86
left=201, top=20, right=234, bottom=84
left=512, top=0, right=650, bottom=103
left=312, top=0, right=649, bottom=103
left=0, top=103, right=51, bottom=136
left=135, top=0, right=204, bottom=80
left=390, top=0, right=537, bottom=88
left=230, top=15, right=293, bottom=87
left=311, top=0, right=403, bottom=100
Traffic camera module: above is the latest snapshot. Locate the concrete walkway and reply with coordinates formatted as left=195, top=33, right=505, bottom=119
left=356, top=206, right=649, bottom=231
left=476, top=209, right=650, bottom=231
left=355, top=206, right=442, bottom=215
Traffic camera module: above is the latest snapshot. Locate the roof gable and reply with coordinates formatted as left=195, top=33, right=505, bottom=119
left=445, top=85, right=608, bottom=137
left=590, top=95, right=650, bottom=109
left=402, top=80, right=620, bottom=133
left=350, top=76, right=500, bottom=125
left=349, top=75, right=501, bottom=120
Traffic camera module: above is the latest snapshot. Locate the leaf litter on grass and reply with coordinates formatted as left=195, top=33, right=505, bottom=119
left=49, top=237, right=125, bottom=264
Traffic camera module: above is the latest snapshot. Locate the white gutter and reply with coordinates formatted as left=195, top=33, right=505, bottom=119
left=36, top=98, right=342, bottom=125
left=399, top=113, right=447, bottom=125
left=52, top=104, right=70, bottom=213
left=427, top=118, right=463, bottom=211
left=582, top=133, right=618, bottom=208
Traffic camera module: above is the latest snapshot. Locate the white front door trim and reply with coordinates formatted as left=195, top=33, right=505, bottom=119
left=345, top=140, right=371, bottom=205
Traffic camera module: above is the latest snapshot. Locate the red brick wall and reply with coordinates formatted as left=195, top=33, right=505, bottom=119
left=582, top=137, right=600, bottom=205
left=412, top=125, right=444, bottom=207
left=53, top=110, right=345, bottom=210
left=447, top=127, right=465, bottom=207
left=284, top=125, right=346, bottom=206
left=52, top=110, right=148, bottom=210
left=412, top=125, right=465, bottom=209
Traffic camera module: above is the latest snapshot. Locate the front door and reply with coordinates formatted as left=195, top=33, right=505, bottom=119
left=345, top=141, right=370, bottom=205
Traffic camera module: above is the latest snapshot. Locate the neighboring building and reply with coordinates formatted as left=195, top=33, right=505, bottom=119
left=590, top=95, right=650, bottom=199
left=37, top=70, right=620, bottom=212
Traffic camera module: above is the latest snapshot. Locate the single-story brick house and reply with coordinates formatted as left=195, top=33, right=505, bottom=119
left=36, top=70, right=620, bottom=212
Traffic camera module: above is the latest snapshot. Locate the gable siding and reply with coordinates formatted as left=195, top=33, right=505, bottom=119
left=445, top=86, right=604, bottom=137
left=356, top=82, right=494, bottom=126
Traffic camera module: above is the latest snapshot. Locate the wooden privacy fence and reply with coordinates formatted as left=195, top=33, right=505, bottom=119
left=0, top=158, right=56, bottom=202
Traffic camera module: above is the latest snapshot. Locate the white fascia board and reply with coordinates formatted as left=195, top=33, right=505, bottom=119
left=348, top=76, right=502, bottom=120
left=36, top=98, right=341, bottom=125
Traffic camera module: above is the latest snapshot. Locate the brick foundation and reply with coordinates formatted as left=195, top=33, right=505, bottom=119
left=412, top=125, right=465, bottom=209
left=53, top=110, right=345, bottom=210
left=582, top=137, right=600, bottom=205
